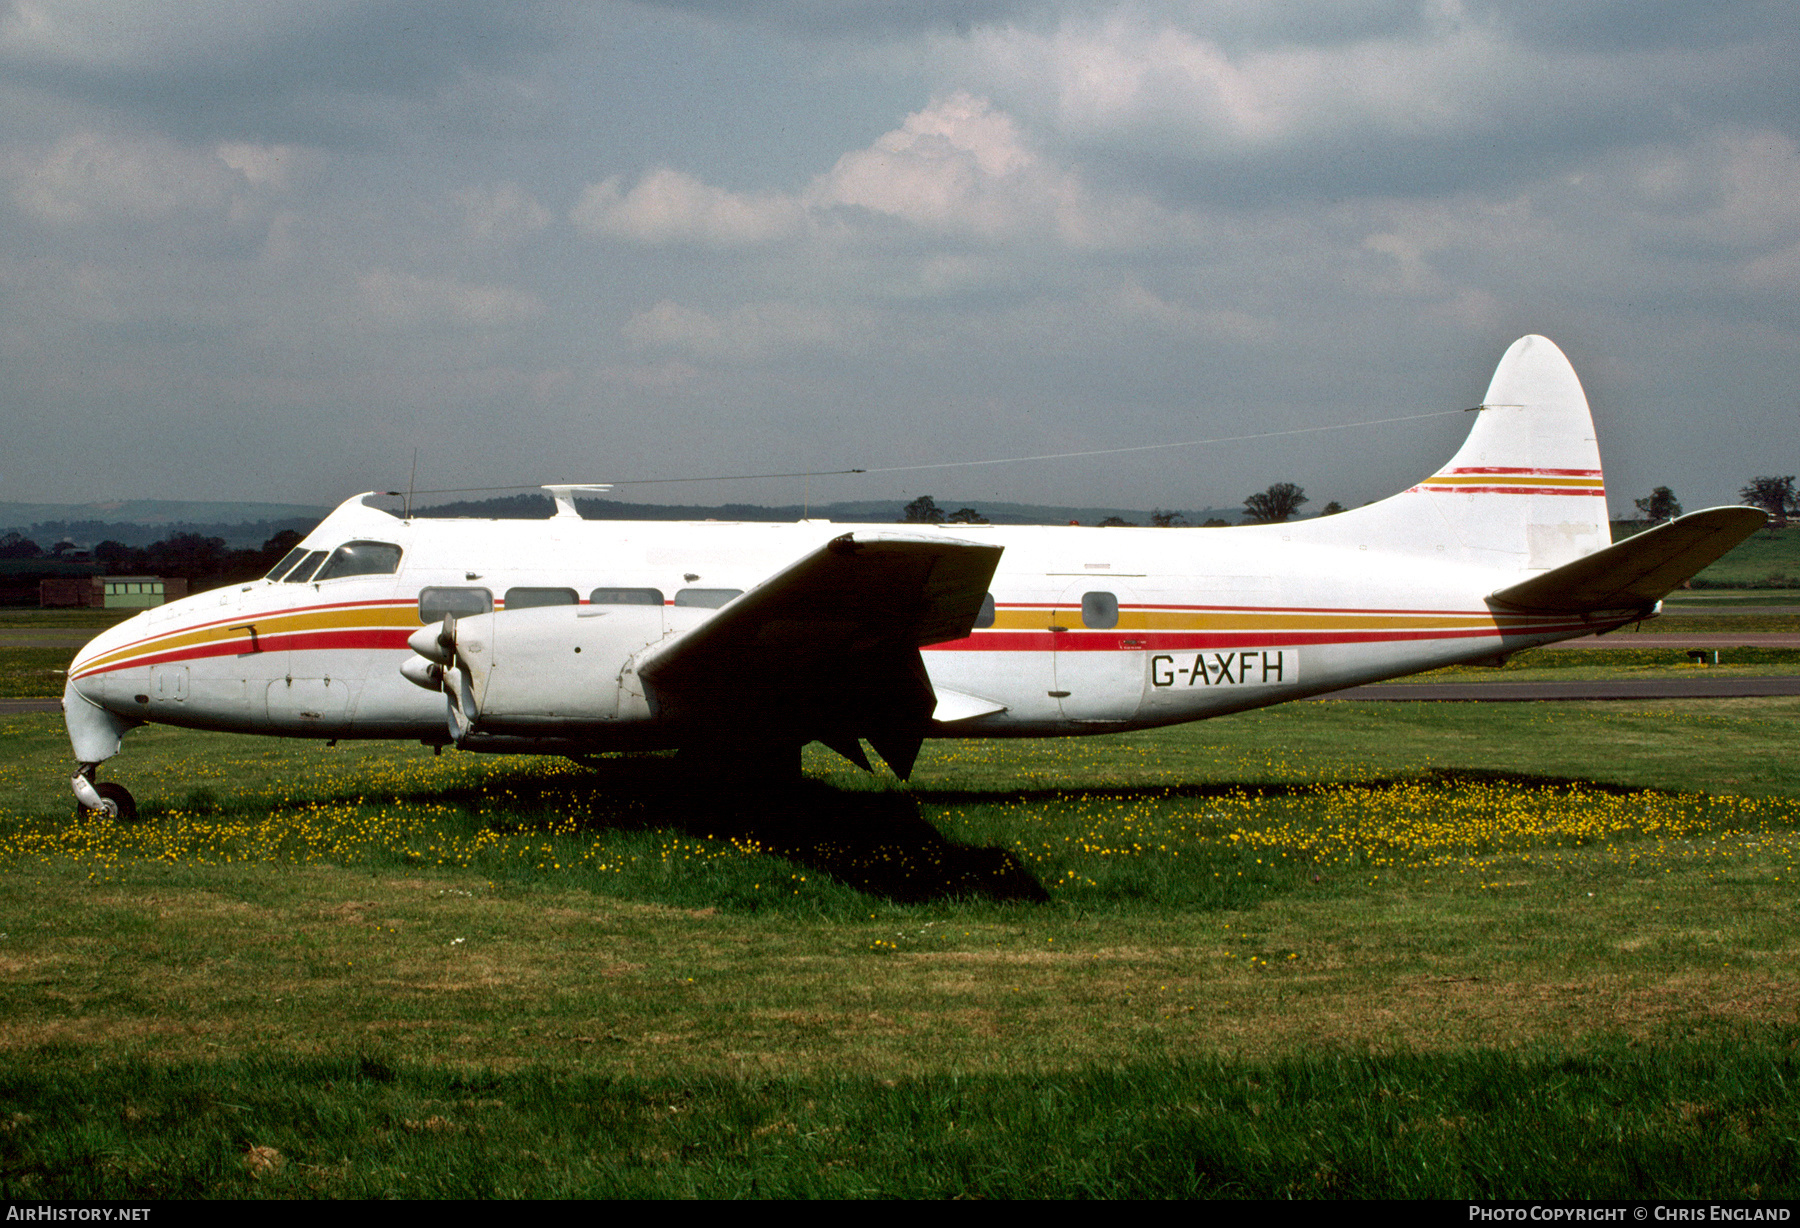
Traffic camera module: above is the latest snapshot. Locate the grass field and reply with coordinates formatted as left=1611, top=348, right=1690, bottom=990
left=2, top=696, right=1798, bottom=1198
left=1690, top=526, right=1800, bottom=589
left=0, top=609, right=137, bottom=630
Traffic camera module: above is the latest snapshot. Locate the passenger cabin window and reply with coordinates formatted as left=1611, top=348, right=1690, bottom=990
left=264, top=547, right=308, bottom=581
left=674, top=588, right=742, bottom=608
left=313, top=541, right=404, bottom=582
left=1081, top=591, right=1119, bottom=630
left=417, top=586, right=493, bottom=624
left=504, top=587, right=577, bottom=610
left=282, top=550, right=329, bottom=583
left=591, top=587, right=664, bottom=606
left=974, top=592, right=996, bottom=629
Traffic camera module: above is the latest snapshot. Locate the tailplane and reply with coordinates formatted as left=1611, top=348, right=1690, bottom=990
left=1488, top=506, right=1765, bottom=613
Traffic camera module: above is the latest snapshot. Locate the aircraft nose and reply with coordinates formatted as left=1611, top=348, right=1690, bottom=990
left=66, top=620, right=131, bottom=709
left=67, top=662, right=104, bottom=705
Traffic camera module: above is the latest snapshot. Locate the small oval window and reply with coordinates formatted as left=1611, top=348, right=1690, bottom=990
left=974, top=592, right=996, bottom=629
left=1081, top=591, right=1119, bottom=630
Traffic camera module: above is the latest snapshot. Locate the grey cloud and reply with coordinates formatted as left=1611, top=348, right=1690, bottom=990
left=926, top=11, right=1800, bottom=210
left=627, top=0, right=1037, bottom=38
left=0, top=1, right=570, bottom=145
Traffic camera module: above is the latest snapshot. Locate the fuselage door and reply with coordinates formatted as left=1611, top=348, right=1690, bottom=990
left=1052, top=581, right=1146, bottom=722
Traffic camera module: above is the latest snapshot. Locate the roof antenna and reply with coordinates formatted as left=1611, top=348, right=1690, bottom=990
left=541, top=483, right=614, bottom=519
left=405, top=448, right=419, bottom=519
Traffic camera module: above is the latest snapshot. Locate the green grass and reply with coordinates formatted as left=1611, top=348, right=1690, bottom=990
left=0, top=647, right=71, bottom=698
left=6, top=1045, right=1797, bottom=1198
left=0, top=608, right=136, bottom=629
left=1625, top=613, right=1800, bottom=634
left=1692, top=526, right=1800, bottom=589
left=1406, top=645, right=1800, bottom=683
left=1664, top=590, right=1800, bottom=608
left=2, top=702, right=1798, bottom=1198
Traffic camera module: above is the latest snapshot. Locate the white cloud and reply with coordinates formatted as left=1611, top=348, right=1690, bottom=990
left=356, top=268, right=544, bottom=328
left=215, top=141, right=319, bottom=191
left=9, top=132, right=315, bottom=226
left=936, top=10, right=1523, bottom=152
left=574, top=92, right=1191, bottom=251
left=455, top=181, right=552, bottom=249
left=571, top=168, right=807, bottom=245
left=623, top=298, right=866, bottom=361
left=13, top=132, right=229, bottom=223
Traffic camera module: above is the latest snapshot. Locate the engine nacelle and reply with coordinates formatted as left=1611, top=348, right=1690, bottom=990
left=412, top=605, right=663, bottom=737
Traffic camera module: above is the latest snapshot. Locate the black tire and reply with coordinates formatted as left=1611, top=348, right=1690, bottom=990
left=77, top=781, right=139, bottom=823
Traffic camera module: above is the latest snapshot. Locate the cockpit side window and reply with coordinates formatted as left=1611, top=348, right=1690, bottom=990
left=418, top=586, right=493, bottom=624
left=282, top=550, right=329, bottom=583
left=264, top=547, right=308, bottom=581
left=313, top=541, right=404, bottom=582
left=974, top=592, right=996, bottom=629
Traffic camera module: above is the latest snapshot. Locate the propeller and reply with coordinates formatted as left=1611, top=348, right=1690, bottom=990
left=404, top=614, right=479, bottom=744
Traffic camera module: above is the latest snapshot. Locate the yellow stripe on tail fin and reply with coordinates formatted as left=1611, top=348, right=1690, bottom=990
left=1286, top=335, right=1611, bottom=576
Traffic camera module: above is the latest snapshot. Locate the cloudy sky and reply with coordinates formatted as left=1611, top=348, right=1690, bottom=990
left=1, top=1, right=1795, bottom=518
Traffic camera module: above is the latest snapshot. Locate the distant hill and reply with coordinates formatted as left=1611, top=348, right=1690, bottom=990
left=2, top=493, right=1257, bottom=551
left=409, top=493, right=1242, bottom=527
left=0, top=499, right=330, bottom=550
left=0, top=499, right=329, bottom=527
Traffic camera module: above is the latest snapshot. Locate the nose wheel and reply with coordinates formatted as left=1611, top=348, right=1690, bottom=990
left=71, top=770, right=139, bottom=822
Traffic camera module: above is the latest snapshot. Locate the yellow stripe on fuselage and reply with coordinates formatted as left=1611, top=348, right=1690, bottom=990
left=985, top=607, right=1521, bottom=633
left=76, top=602, right=419, bottom=675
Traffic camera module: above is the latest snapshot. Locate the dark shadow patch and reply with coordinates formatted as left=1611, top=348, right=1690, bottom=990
left=545, top=756, right=1047, bottom=903
left=675, top=781, right=1048, bottom=904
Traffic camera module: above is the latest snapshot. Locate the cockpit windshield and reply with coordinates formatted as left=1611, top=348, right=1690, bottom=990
left=264, top=547, right=308, bottom=581
left=281, top=550, right=329, bottom=583
left=312, top=541, right=404, bottom=582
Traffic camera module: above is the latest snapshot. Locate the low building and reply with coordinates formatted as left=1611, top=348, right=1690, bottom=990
left=39, top=575, right=188, bottom=608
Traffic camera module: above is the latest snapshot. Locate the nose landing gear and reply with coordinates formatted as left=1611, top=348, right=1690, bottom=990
left=72, top=766, right=139, bottom=822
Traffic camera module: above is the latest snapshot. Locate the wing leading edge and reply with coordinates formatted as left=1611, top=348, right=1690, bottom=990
left=636, top=531, right=1003, bottom=777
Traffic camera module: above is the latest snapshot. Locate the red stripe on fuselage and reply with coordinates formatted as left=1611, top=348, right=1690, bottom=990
left=74, top=627, right=415, bottom=676
left=927, top=623, right=1597, bottom=652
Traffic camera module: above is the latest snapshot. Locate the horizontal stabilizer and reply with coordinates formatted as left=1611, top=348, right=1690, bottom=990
left=1488, top=507, right=1765, bottom=614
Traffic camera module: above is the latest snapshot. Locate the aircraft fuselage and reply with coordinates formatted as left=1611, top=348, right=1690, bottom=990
left=65, top=504, right=1618, bottom=755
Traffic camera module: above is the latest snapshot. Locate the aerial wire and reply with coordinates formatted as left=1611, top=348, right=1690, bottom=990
left=396, top=407, right=1470, bottom=497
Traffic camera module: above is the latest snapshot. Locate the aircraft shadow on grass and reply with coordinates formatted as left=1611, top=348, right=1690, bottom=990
left=504, top=754, right=1050, bottom=904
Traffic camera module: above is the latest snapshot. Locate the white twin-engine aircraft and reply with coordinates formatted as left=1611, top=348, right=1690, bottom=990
left=65, top=336, right=1763, bottom=819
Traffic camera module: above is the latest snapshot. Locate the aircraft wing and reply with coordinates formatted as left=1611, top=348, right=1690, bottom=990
left=635, top=530, right=1003, bottom=776
left=1487, top=506, right=1765, bottom=614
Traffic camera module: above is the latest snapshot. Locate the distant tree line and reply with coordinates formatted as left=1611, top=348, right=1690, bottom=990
left=1625, top=478, right=1796, bottom=533
left=1739, top=476, right=1796, bottom=529
left=900, top=496, right=988, bottom=524
left=102, top=530, right=306, bottom=591
left=0, top=529, right=306, bottom=594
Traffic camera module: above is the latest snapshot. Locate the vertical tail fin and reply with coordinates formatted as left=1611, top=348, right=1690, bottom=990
left=1302, top=335, right=1610, bottom=574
